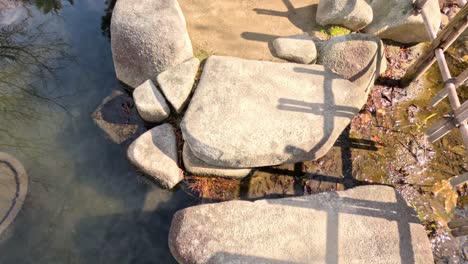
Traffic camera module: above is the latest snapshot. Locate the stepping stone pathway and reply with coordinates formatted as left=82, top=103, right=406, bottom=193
left=272, top=34, right=317, bottom=64
left=0, top=153, right=28, bottom=235
left=157, top=58, right=200, bottom=113
left=316, top=0, right=373, bottom=31
left=169, top=185, right=434, bottom=264
left=182, top=144, right=251, bottom=179
left=318, top=34, right=387, bottom=92
left=133, top=80, right=170, bottom=123
left=182, top=56, right=368, bottom=168
left=111, top=0, right=193, bottom=87
left=127, top=124, right=183, bottom=189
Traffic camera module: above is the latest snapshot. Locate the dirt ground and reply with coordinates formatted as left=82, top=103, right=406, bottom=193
left=179, top=0, right=319, bottom=61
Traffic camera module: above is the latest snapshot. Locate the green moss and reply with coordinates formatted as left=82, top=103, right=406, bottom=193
left=194, top=48, right=212, bottom=62
left=328, top=26, right=351, bottom=37
left=318, top=25, right=351, bottom=38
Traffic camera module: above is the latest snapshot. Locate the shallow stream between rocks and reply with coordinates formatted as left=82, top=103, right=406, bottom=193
left=0, top=0, right=466, bottom=263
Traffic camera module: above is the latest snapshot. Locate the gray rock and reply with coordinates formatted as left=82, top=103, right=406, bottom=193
left=364, top=0, right=441, bottom=43
left=127, top=124, right=183, bottom=189
left=169, top=185, right=433, bottom=264
left=182, top=144, right=251, bottom=179
left=157, top=58, right=200, bottom=113
left=316, top=0, right=373, bottom=31
left=92, top=90, right=146, bottom=145
left=133, top=80, right=170, bottom=123
left=111, top=0, right=193, bottom=88
left=318, top=34, right=387, bottom=92
left=181, top=56, right=367, bottom=168
left=272, top=34, right=317, bottom=64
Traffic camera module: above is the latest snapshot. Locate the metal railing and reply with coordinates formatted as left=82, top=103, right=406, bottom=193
left=401, top=2, right=468, bottom=153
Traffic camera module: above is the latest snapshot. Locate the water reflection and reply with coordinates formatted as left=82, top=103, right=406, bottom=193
left=0, top=1, right=192, bottom=263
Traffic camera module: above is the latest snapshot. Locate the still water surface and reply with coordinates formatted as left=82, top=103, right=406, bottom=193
left=0, top=1, right=195, bottom=263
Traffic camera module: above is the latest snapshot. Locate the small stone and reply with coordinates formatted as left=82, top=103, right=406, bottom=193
left=127, top=124, right=183, bottom=189
left=318, top=34, right=387, bottom=93
left=316, top=0, right=373, bottom=31
left=272, top=34, right=317, bottom=64
left=157, top=58, right=200, bottom=113
left=182, top=144, right=251, bottom=179
left=133, top=80, right=170, bottom=123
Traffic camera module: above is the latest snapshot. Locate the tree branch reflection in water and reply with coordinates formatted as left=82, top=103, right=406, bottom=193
left=0, top=1, right=72, bottom=155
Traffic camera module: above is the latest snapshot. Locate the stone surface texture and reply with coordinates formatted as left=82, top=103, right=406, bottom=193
left=318, top=33, right=387, bottom=92
left=363, top=0, right=441, bottom=43
left=133, top=80, right=170, bottom=123
left=182, top=144, right=251, bottom=179
left=111, top=0, right=193, bottom=88
left=182, top=56, right=367, bottom=168
left=169, top=185, right=434, bottom=264
left=157, top=58, right=200, bottom=113
left=316, top=0, right=373, bottom=31
left=127, top=124, right=183, bottom=189
left=272, top=34, right=317, bottom=64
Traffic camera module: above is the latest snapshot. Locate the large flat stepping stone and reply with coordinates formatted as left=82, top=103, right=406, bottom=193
left=0, top=153, right=28, bottom=235
left=182, top=144, right=251, bottom=179
left=127, top=124, right=183, bottom=189
left=182, top=56, right=368, bottom=168
left=169, top=186, right=433, bottom=264
left=111, top=0, right=193, bottom=88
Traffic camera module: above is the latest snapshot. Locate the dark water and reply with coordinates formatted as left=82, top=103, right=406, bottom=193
left=0, top=1, right=195, bottom=263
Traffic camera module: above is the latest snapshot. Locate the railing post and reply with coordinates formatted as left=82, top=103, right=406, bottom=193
left=400, top=5, right=468, bottom=86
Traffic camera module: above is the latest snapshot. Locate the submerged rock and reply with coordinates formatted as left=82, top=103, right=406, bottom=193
left=127, top=124, right=183, bottom=189
left=318, top=34, right=386, bottom=92
left=157, top=58, right=200, bottom=113
left=111, top=0, right=193, bottom=88
left=182, top=56, right=367, bottom=168
left=92, top=90, right=146, bottom=144
left=272, top=34, right=317, bottom=64
left=316, top=0, right=373, bottom=31
left=133, top=80, right=170, bottom=123
left=0, top=152, right=28, bottom=236
left=363, top=0, right=441, bottom=43
left=169, top=185, right=433, bottom=264
left=182, top=144, right=251, bottom=179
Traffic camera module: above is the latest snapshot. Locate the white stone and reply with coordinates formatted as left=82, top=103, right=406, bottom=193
left=316, top=0, right=373, bottom=31
left=127, top=124, right=183, bottom=189
left=157, top=58, right=200, bottom=113
left=111, top=0, right=193, bottom=87
left=272, top=34, right=317, bottom=64
left=133, top=80, right=170, bottom=123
